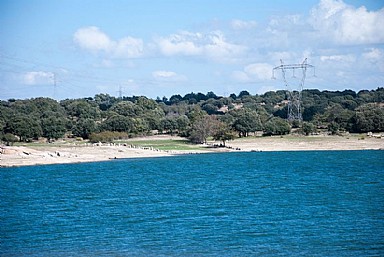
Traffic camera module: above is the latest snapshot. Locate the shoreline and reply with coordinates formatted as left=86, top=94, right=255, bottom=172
left=1, top=135, right=383, bottom=168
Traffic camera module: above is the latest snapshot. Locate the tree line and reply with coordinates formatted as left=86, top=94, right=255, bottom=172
left=1, top=88, right=383, bottom=145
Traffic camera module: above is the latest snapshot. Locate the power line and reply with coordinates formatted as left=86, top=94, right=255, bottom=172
left=272, top=58, right=316, bottom=122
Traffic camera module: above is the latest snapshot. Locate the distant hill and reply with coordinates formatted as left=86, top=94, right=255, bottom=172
left=1, top=88, right=383, bottom=144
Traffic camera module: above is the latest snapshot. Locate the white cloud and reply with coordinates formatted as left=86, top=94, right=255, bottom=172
left=100, top=59, right=114, bottom=68
left=362, top=48, right=384, bottom=72
left=310, top=0, right=384, bottom=45
left=23, top=71, right=54, bottom=85
left=205, top=31, right=246, bottom=61
left=152, top=70, right=187, bottom=82
left=73, top=26, right=112, bottom=52
left=73, top=26, right=143, bottom=58
left=320, top=54, right=356, bottom=62
left=156, top=31, right=202, bottom=56
left=268, top=51, right=296, bottom=64
left=363, top=48, right=383, bottom=61
left=231, top=70, right=250, bottom=82
left=113, top=37, right=143, bottom=58
left=244, top=63, right=274, bottom=80
left=156, top=30, right=246, bottom=62
left=232, top=63, right=274, bottom=82
left=230, top=19, right=257, bottom=30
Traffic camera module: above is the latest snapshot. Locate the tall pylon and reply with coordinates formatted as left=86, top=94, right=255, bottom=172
left=118, top=85, right=123, bottom=99
left=272, top=58, right=315, bottom=122
left=52, top=72, right=57, bottom=99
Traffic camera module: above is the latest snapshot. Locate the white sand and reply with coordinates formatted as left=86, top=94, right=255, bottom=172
left=0, top=145, right=174, bottom=167
left=227, top=135, right=384, bottom=152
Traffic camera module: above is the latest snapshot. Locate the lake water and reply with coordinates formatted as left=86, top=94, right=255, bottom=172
left=1, top=150, right=383, bottom=256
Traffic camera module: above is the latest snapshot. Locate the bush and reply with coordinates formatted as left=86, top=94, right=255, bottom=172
left=328, top=122, right=340, bottom=135
left=263, top=117, right=291, bottom=136
left=302, top=122, right=317, bottom=136
left=88, top=131, right=128, bottom=143
left=2, top=133, right=18, bottom=146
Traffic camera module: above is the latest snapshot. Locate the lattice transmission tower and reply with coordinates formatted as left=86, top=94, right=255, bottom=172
left=272, top=58, right=315, bottom=122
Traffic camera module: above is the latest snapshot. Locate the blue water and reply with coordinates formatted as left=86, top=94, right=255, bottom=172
left=1, top=150, right=383, bottom=256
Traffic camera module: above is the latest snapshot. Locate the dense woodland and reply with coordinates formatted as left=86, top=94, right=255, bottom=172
left=1, top=88, right=384, bottom=145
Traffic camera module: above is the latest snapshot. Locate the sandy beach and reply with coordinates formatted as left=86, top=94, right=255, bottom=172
left=1, top=135, right=383, bottom=167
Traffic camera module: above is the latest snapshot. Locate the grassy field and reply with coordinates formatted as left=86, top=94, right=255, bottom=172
left=119, top=138, right=206, bottom=151
left=10, top=133, right=372, bottom=152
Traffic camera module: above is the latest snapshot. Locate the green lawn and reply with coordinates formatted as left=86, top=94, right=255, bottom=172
left=118, top=139, right=205, bottom=151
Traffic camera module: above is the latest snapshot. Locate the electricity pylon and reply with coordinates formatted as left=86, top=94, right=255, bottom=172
left=272, top=58, right=315, bottom=122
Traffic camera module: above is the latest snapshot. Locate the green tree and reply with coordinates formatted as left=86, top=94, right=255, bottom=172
left=143, top=108, right=165, bottom=130
left=328, top=122, right=340, bottom=135
left=2, top=133, right=18, bottom=146
left=41, top=116, right=67, bottom=142
left=302, top=122, right=317, bottom=136
left=189, top=115, right=221, bottom=144
left=201, top=103, right=218, bottom=115
left=160, top=116, right=178, bottom=134
left=63, top=99, right=100, bottom=120
left=187, top=105, right=206, bottom=124
left=263, top=117, right=291, bottom=136
left=88, top=131, right=128, bottom=143
left=206, top=91, right=218, bottom=99
left=6, top=115, right=42, bottom=141
left=93, top=93, right=117, bottom=111
left=31, top=97, right=65, bottom=115
left=231, top=108, right=263, bottom=137
left=72, top=118, right=97, bottom=139
left=110, top=101, right=142, bottom=117
left=175, top=115, right=189, bottom=134
left=212, top=122, right=235, bottom=146
left=135, top=96, right=158, bottom=110
left=169, top=94, right=183, bottom=105
left=238, top=90, right=250, bottom=98
left=352, top=103, right=384, bottom=132
left=323, top=104, right=354, bottom=131
left=160, top=115, right=189, bottom=135
left=131, top=118, right=149, bottom=134
left=101, top=115, right=133, bottom=133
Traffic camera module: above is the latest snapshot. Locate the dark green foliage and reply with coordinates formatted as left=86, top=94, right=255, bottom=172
left=302, top=122, right=317, bottom=136
left=89, top=131, right=128, bottom=143
left=169, top=94, right=183, bottom=105
left=238, top=90, right=250, bottom=98
left=94, top=94, right=117, bottom=111
left=328, top=122, right=340, bottom=135
left=110, top=101, right=142, bottom=117
left=263, top=117, right=291, bottom=136
left=5, top=115, right=42, bottom=141
left=212, top=123, right=235, bottom=146
left=101, top=115, right=133, bottom=133
left=351, top=103, right=384, bottom=133
left=72, top=118, right=97, bottom=139
left=61, top=99, right=100, bottom=120
left=206, top=91, right=218, bottom=99
left=188, top=115, right=221, bottom=144
left=160, top=115, right=189, bottom=135
left=231, top=108, right=263, bottom=137
left=41, top=116, right=67, bottom=142
left=201, top=103, right=219, bottom=115
left=2, top=133, right=18, bottom=146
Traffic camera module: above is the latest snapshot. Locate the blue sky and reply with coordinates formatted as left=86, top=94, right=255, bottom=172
left=1, top=0, right=383, bottom=100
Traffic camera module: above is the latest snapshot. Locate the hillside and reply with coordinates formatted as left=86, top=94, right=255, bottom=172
left=1, top=88, right=383, bottom=144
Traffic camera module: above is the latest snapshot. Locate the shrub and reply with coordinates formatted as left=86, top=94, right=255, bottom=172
left=302, top=122, right=317, bottom=136
left=2, top=133, right=18, bottom=146
left=88, top=131, right=128, bottom=143
left=263, top=117, right=291, bottom=136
